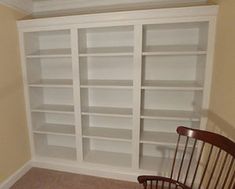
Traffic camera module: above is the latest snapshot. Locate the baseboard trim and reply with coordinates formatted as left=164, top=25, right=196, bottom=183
left=31, top=160, right=139, bottom=182
left=0, top=161, right=32, bottom=189
left=0, top=158, right=147, bottom=188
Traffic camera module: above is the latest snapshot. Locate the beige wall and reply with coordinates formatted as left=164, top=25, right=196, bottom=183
left=208, top=0, right=235, bottom=129
left=0, top=0, right=234, bottom=183
left=0, top=5, right=30, bottom=182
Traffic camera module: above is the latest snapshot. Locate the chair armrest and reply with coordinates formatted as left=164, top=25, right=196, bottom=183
left=137, top=175, right=191, bottom=189
left=138, top=175, right=172, bottom=184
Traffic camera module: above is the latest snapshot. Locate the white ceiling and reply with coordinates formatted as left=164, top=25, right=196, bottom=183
left=0, top=0, right=209, bottom=16
left=0, top=0, right=32, bottom=13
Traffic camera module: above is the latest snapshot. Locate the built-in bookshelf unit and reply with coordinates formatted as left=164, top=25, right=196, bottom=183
left=18, top=5, right=217, bottom=181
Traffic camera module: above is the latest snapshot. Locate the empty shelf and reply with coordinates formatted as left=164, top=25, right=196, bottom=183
left=79, top=47, right=133, bottom=57
left=34, top=123, right=75, bottom=136
left=31, top=104, right=74, bottom=114
left=35, top=145, right=77, bottom=161
left=83, top=127, right=132, bottom=142
left=140, top=156, right=173, bottom=174
left=140, top=131, right=178, bottom=145
left=29, top=79, right=73, bottom=88
left=140, top=131, right=195, bottom=147
left=84, top=150, right=131, bottom=168
left=143, top=45, right=207, bottom=56
left=82, top=106, right=132, bottom=117
left=141, top=109, right=200, bottom=121
left=142, top=80, right=203, bottom=90
left=27, top=48, right=71, bottom=58
left=80, top=80, right=133, bottom=89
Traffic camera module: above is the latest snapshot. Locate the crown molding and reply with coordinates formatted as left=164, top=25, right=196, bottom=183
left=0, top=0, right=32, bottom=14
left=33, top=0, right=207, bottom=13
left=18, top=5, right=218, bottom=29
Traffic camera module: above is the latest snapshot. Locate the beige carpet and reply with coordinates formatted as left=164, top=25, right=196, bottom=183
left=11, top=168, right=141, bottom=189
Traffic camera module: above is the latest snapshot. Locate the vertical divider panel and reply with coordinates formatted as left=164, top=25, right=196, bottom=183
left=71, top=28, right=83, bottom=162
left=201, top=18, right=217, bottom=129
left=18, top=31, right=36, bottom=159
left=132, top=24, right=143, bottom=169
left=197, top=19, right=217, bottom=179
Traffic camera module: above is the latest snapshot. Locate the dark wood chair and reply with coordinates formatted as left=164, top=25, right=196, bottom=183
left=138, top=126, right=235, bottom=189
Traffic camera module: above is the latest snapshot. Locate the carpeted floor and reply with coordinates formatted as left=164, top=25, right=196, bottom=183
left=11, top=168, right=140, bottom=189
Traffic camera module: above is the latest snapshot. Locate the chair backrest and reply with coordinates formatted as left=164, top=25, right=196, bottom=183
left=170, top=126, right=235, bottom=189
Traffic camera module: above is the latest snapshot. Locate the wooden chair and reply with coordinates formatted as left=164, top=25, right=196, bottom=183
left=138, top=126, right=235, bottom=189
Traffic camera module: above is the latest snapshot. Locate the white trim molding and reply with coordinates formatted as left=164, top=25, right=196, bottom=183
left=0, top=0, right=209, bottom=16
left=0, top=161, right=32, bottom=189
left=18, top=5, right=218, bottom=30
left=0, top=0, right=32, bottom=14
left=33, top=0, right=207, bottom=14
left=31, top=160, right=140, bottom=182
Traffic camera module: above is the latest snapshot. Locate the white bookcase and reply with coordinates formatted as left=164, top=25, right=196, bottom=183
left=78, top=26, right=134, bottom=168
left=22, top=29, right=77, bottom=161
left=139, top=21, right=210, bottom=175
left=18, top=5, right=218, bottom=181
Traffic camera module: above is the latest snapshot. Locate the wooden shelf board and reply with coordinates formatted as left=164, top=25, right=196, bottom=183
left=80, top=80, right=133, bottom=89
left=140, top=131, right=195, bottom=147
left=81, top=106, right=133, bottom=117
left=143, top=45, right=207, bottom=56
left=142, top=80, right=203, bottom=91
left=36, top=145, right=77, bottom=161
left=140, top=156, right=173, bottom=174
left=31, top=104, right=74, bottom=114
left=79, top=47, right=133, bottom=57
left=84, top=150, right=131, bottom=168
left=29, top=79, right=73, bottom=88
left=141, top=109, right=200, bottom=121
left=140, top=155, right=196, bottom=179
left=83, top=127, right=132, bottom=142
left=26, top=48, right=72, bottom=58
left=140, top=131, right=178, bottom=145
left=33, top=123, right=75, bottom=136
